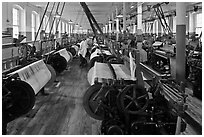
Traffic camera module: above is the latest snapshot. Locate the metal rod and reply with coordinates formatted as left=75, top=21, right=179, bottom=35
left=48, top=2, right=60, bottom=38
left=80, top=2, right=103, bottom=35
left=44, top=2, right=56, bottom=32
left=33, top=2, right=49, bottom=46
left=81, top=5, right=97, bottom=36
left=56, top=2, right=66, bottom=33
left=175, top=116, right=182, bottom=135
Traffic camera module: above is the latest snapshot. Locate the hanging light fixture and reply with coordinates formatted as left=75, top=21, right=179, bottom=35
left=69, top=20, right=73, bottom=24
left=116, top=14, right=123, bottom=18
left=193, top=6, right=198, bottom=12
left=109, top=19, right=112, bottom=24
left=147, top=5, right=151, bottom=11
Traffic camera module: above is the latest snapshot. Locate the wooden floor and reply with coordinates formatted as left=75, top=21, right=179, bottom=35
left=7, top=58, right=101, bottom=135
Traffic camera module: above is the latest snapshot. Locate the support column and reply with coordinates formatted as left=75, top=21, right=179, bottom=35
left=109, top=20, right=112, bottom=33
left=176, top=3, right=186, bottom=82
left=133, top=22, right=136, bottom=34
left=123, top=2, right=126, bottom=32
left=116, top=18, right=119, bottom=32
left=68, top=24, right=70, bottom=37
left=158, top=20, right=162, bottom=36
left=116, top=7, right=119, bottom=41
left=103, top=26, right=105, bottom=33
left=112, top=13, right=114, bottom=33
left=105, top=24, right=108, bottom=34
left=137, top=2, right=143, bottom=33
left=70, top=24, right=73, bottom=35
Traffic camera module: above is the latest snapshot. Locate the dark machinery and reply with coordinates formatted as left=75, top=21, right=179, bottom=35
left=2, top=2, right=73, bottom=134
left=185, top=32, right=202, bottom=100
left=2, top=71, right=36, bottom=134
left=83, top=76, right=187, bottom=135
left=187, top=50, right=202, bottom=100
left=145, top=48, right=171, bottom=76
left=89, top=48, right=123, bottom=69
left=81, top=2, right=187, bottom=134
left=2, top=42, right=70, bottom=134
left=80, top=2, right=123, bottom=69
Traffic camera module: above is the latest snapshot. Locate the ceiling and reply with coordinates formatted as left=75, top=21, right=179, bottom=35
left=31, top=2, right=202, bottom=30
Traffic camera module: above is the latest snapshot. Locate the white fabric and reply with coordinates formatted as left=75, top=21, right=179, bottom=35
left=88, top=62, right=132, bottom=85
left=112, top=64, right=131, bottom=80
left=10, top=60, right=51, bottom=94
left=129, top=52, right=136, bottom=80
left=90, top=49, right=111, bottom=60
left=100, top=44, right=106, bottom=47
left=102, top=50, right=111, bottom=55
left=90, top=49, right=101, bottom=60
left=153, top=41, right=163, bottom=47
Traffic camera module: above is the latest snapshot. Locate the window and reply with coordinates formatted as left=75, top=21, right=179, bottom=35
left=66, top=23, right=68, bottom=33
left=12, top=5, right=26, bottom=40
left=32, top=11, right=39, bottom=41
left=195, top=13, right=202, bottom=35
left=43, top=15, right=49, bottom=33
left=13, top=8, right=19, bottom=38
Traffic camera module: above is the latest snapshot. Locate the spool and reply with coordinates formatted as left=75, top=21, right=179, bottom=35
left=4, top=80, right=35, bottom=117
left=72, top=45, right=79, bottom=56
left=47, top=54, right=67, bottom=74
left=83, top=84, right=105, bottom=120
left=67, top=47, right=77, bottom=57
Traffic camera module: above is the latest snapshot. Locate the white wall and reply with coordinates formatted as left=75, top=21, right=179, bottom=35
left=2, top=2, right=70, bottom=44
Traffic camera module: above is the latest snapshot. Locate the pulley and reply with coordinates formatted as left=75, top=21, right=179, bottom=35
left=83, top=84, right=105, bottom=120
left=118, top=84, right=149, bottom=114
left=47, top=53, right=67, bottom=74
left=66, top=47, right=77, bottom=57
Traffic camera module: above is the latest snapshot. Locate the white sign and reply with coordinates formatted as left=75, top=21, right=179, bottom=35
left=10, top=60, right=51, bottom=94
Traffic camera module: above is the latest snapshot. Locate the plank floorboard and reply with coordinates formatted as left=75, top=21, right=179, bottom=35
left=6, top=58, right=101, bottom=135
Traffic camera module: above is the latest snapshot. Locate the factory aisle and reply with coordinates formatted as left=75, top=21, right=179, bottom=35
left=6, top=58, right=101, bottom=135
